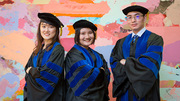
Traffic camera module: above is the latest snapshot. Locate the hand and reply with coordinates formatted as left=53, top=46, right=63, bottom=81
left=100, top=67, right=105, bottom=71
left=26, top=67, right=32, bottom=73
left=120, top=59, right=126, bottom=65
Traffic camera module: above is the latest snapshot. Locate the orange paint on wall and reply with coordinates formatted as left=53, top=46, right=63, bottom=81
left=27, top=0, right=34, bottom=3
left=53, top=13, right=104, bottom=17
left=38, top=0, right=110, bottom=17
left=0, top=32, right=34, bottom=67
left=160, top=80, right=176, bottom=88
left=67, top=25, right=75, bottom=35
left=70, top=0, right=94, bottom=3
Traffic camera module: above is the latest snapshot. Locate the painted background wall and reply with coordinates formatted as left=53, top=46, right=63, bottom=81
left=0, top=0, right=180, bottom=101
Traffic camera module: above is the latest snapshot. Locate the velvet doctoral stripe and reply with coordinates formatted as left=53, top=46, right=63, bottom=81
left=67, top=44, right=103, bottom=96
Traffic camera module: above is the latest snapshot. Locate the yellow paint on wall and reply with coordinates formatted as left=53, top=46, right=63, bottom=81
left=15, top=90, right=23, bottom=95
left=33, top=0, right=51, bottom=4
left=163, top=17, right=173, bottom=27
left=0, top=31, right=34, bottom=67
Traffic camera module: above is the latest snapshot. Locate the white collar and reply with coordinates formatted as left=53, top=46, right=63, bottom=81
left=132, top=27, right=146, bottom=38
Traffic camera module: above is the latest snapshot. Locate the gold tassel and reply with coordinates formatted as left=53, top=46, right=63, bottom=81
left=145, top=11, right=149, bottom=26
left=95, top=31, right=97, bottom=39
left=60, top=26, right=62, bottom=36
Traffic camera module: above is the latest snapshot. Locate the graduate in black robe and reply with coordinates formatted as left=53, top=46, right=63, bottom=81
left=23, top=13, right=65, bottom=101
left=64, top=20, right=110, bottom=101
left=110, top=5, right=164, bottom=101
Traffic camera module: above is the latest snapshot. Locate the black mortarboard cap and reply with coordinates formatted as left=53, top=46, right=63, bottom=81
left=73, top=20, right=97, bottom=31
left=38, top=13, right=64, bottom=28
left=122, top=5, right=149, bottom=15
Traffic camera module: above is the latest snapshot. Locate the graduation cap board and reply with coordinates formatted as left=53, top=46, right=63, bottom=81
left=38, top=13, right=64, bottom=36
left=73, top=20, right=97, bottom=31
left=122, top=5, right=149, bottom=15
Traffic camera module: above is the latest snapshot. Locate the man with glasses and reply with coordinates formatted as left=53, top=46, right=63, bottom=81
left=110, top=5, right=164, bottom=101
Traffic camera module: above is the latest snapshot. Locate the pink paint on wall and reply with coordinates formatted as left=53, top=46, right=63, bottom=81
left=103, top=22, right=121, bottom=35
left=17, top=78, right=26, bottom=91
left=23, top=32, right=34, bottom=39
left=163, top=41, right=180, bottom=66
left=147, top=14, right=165, bottom=27
left=147, top=27, right=180, bottom=46
left=27, top=0, right=34, bottom=3
left=18, top=18, right=26, bottom=29
left=0, top=16, right=10, bottom=26
left=169, top=87, right=177, bottom=95
left=60, top=38, right=74, bottom=52
left=23, top=16, right=35, bottom=27
left=136, top=0, right=160, bottom=12
left=102, top=23, right=129, bottom=44
left=94, top=37, right=113, bottom=46
left=174, top=81, right=180, bottom=87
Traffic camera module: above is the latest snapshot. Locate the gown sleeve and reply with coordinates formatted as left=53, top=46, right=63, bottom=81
left=110, top=38, right=131, bottom=98
left=24, top=45, right=64, bottom=101
left=99, top=54, right=111, bottom=100
left=24, top=54, right=33, bottom=100
left=65, top=48, right=110, bottom=100
left=125, top=34, right=164, bottom=100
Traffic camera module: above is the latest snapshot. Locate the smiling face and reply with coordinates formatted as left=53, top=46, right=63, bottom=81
left=126, top=11, right=146, bottom=34
left=78, top=28, right=95, bottom=49
left=40, top=22, right=57, bottom=43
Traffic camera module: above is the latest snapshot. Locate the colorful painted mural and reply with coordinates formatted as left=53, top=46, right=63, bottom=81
left=0, top=0, right=180, bottom=101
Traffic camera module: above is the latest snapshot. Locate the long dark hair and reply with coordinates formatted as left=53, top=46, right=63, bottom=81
left=74, top=28, right=96, bottom=45
left=33, top=21, right=60, bottom=55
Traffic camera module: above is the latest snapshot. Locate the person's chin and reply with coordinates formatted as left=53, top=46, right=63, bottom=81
left=43, top=37, right=50, bottom=40
left=131, top=27, right=139, bottom=31
left=82, top=43, right=91, bottom=47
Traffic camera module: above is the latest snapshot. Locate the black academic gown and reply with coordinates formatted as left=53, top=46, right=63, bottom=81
left=65, top=44, right=110, bottom=101
left=23, top=42, right=65, bottom=101
left=110, top=30, right=164, bottom=101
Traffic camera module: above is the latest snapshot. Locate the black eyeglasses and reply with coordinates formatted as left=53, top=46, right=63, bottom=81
left=125, top=14, right=144, bottom=21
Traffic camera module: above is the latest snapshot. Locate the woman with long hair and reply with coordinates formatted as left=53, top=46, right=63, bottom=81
left=24, top=13, right=65, bottom=101
left=65, top=20, right=110, bottom=101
